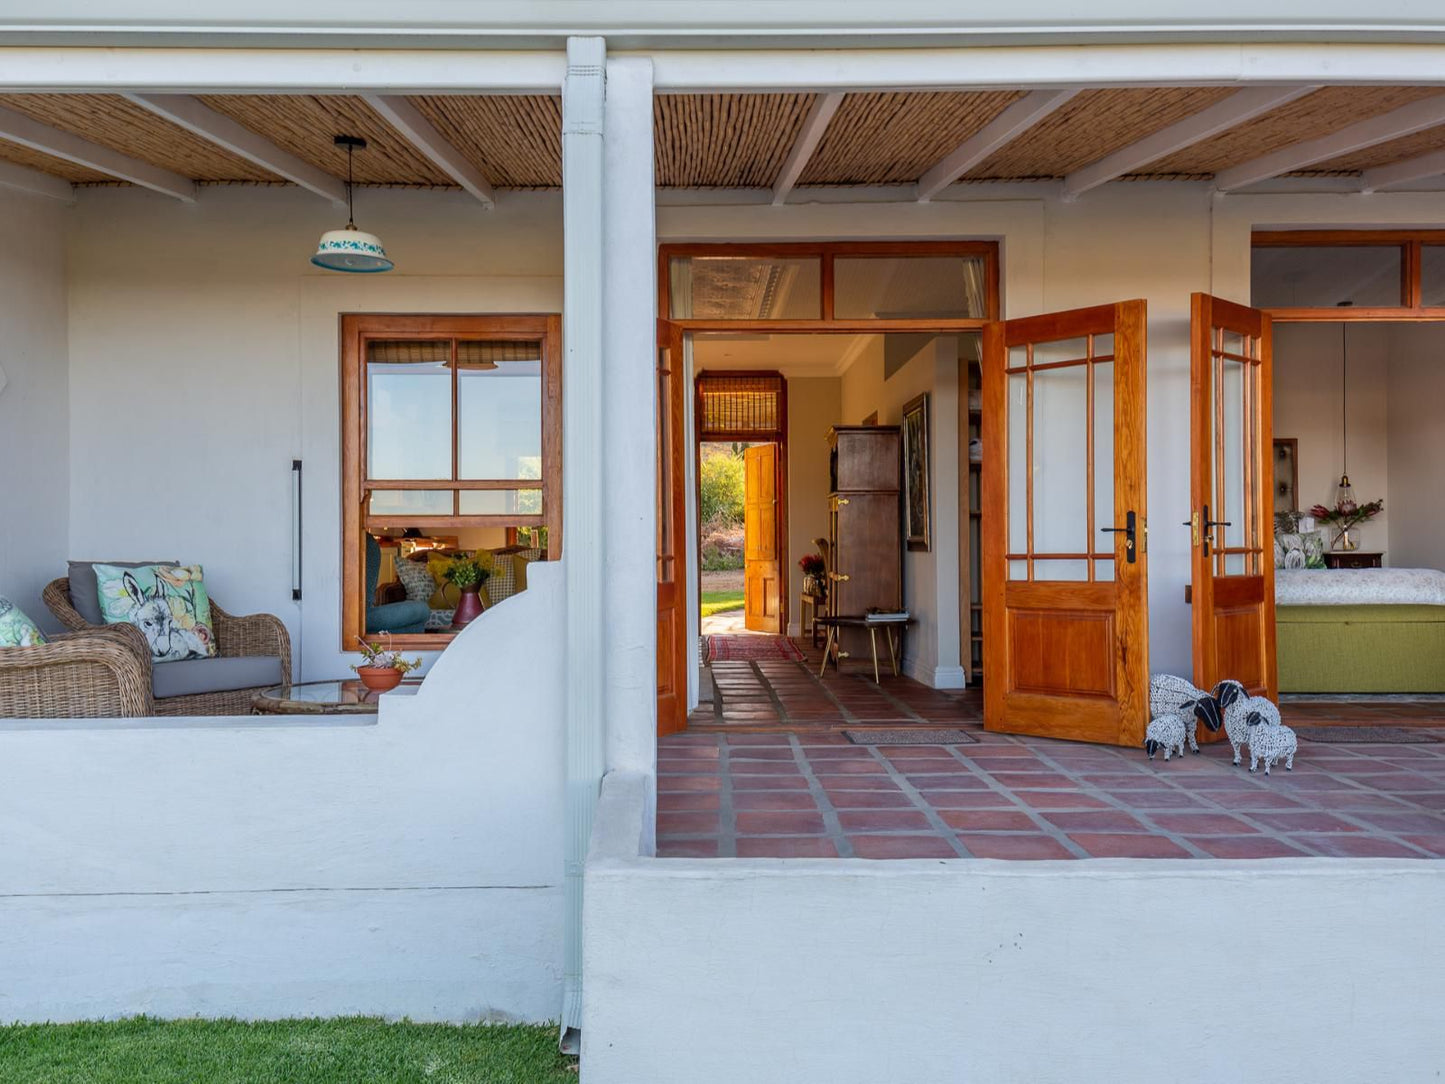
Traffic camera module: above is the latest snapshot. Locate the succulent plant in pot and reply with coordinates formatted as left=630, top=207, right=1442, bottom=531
left=352, top=634, right=422, bottom=692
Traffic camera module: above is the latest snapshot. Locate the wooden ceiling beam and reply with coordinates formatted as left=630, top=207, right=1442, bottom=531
left=1062, top=85, right=1319, bottom=200
left=0, top=104, right=195, bottom=200
left=0, top=158, right=75, bottom=203
left=1216, top=93, right=1445, bottom=192
left=770, top=91, right=843, bottom=206
left=123, top=93, right=347, bottom=205
left=362, top=94, right=496, bottom=208
left=915, top=89, right=1077, bottom=202
left=1359, top=147, right=1445, bottom=193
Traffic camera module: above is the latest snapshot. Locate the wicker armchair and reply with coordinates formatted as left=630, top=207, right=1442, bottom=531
left=0, top=627, right=154, bottom=718
left=43, top=578, right=292, bottom=716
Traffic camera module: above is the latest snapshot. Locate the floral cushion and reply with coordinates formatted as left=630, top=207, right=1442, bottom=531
left=395, top=558, right=437, bottom=605
left=1275, top=531, right=1326, bottom=570
left=94, top=563, right=217, bottom=662
left=0, top=596, right=47, bottom=647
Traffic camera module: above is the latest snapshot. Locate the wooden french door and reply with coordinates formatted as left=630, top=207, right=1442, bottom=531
left=743, top=443, right=782, bottom=633
left=657, top=320, right=689, bottom=735
left=982, top=301, right=1150, bottom=746
left=1189, top=294, right=1277, bottom=701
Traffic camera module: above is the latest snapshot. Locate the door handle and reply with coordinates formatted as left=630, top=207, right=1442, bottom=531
left=1194, top=504, right=1232, bottom=557
left=1100, top=510, right=1137, bottom=563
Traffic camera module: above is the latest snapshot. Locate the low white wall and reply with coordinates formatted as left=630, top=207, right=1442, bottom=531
left=0, top=188, right=70, bottom=632
left=584, top=771, right=1445, bottom=1083
left=0, top=564, right=567, bottom=1024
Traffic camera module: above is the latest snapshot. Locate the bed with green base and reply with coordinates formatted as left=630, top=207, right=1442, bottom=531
left=1276, top=569, right=1445, bottom=693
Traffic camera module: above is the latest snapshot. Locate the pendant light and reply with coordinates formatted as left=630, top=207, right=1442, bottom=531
left=311, top=135, right=394, bottom=273
left=1334, top=303, right=1356, bottom=513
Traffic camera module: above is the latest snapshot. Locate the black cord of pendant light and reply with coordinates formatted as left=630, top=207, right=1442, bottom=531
left=333, top=134, right=366, bottom=229
left=1337, top=300, right=1352, bottom=486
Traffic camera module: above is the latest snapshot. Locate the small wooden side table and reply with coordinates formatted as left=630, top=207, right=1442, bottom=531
left=800, top=592, right=826, bottom=648
left=1324, top=551, right=1383, bottom=570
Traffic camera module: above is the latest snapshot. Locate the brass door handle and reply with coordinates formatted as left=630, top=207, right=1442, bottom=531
left=834, top=497, right=850, bottom=506
left=829, top=572, right=851, bottom=582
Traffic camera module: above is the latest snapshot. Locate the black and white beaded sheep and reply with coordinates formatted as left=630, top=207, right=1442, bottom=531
left=1211, top=679, right=1253, bottom=765
left=1149, top=674, right=1224, bottom=753
left=1144, top=714, right=1189, bottom=761
left=1246, top=715, right=1297, bottom=774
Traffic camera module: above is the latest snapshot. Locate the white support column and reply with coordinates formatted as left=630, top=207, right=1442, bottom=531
left=602, top=56, right=658, bottom=786
left=561, top=34, right=606, bottom=1042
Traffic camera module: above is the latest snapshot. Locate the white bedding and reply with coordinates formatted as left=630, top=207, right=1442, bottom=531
left=1275, top=567, right=1445, bottom=607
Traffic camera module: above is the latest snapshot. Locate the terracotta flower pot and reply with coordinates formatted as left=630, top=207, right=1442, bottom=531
left=355, top=666, right=404, bottom=692
left=451, top=584, right=485, bottom=629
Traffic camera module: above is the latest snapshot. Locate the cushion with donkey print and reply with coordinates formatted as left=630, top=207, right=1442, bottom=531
left=94, top=564, right=217, bottom=662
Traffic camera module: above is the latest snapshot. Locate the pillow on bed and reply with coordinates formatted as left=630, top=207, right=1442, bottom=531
left=1276, top=530, right=1326, bottom=570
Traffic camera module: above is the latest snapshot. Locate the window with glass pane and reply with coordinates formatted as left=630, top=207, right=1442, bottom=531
left=457, top=347, right=542, bottom=482
left=1251, top=245, right=1404, bottom=308
left=367, top=341, right=452, bottom=479
left=833, top=256, right=989, bottom=319
left=1211, top=326, right=1263, bottom=578
left=1422, top=246, right=1445, bottom=307
left=668, top=256, right=821, bottom=319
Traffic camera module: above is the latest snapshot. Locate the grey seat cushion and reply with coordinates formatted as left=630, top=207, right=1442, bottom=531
left=152, top=655, right=283, bottom=700
left=68, top=559, right=177, bottom=626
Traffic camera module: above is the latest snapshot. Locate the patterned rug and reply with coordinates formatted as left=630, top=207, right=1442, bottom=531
left=704, top=634, right=805, bottom=663
left=845, top=728, right=979, bottom=745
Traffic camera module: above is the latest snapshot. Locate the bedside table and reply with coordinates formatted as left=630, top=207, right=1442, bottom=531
left=1324, top=551, right=1383, bottom=570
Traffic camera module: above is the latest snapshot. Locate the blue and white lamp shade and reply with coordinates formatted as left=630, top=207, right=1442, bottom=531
left=311, top=225, right=394, bottom=273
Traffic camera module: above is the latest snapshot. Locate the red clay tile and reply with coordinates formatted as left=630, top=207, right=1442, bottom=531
left=656, top=839, right=720, bottom=858
left=1012, top=791, right=1111, bottom=810
left=1245, top=811, right=1363, bottom=833
left=657, top=775, right=722, bottom=792
left=1288, top=834, right=1426, bottom=858
left=1068, top=833, right=1191, bottom=858
left=1147, top=812, right=1256, bottom=834
left=1399, top=835, right=1445, bottom=856
left=1187, top=835, right=1308, bottom=859
left=1353, top=812, right=1445, bottom=835
left=728, top=760, right=806, bottom=775
left=1043, top=810, right=1150, bottom=833
left=656, top=811, right=719, bottom=836
left=731, top=775, right=812, bottom=791
left=938, top=810, right=1039, bottom=831
left=849, top=834, right=958, bottom=859
left=731, top=790, right=819, bottom=811
left=659, top=791, right=722, bottom=811
left=837, top=809, right=933, bottom=832
left=736, top=836, right=839, bottom=858
left=989, top=772, right=1076, bottom=790
left=811, top=759, right=889, bottom=775
left=957, top=834, right=1075, bottom=860
left=735, top=810, right=827, bottom=835
left=823, top=789, right=914, bottom=809
left=915, top=789, right=1016, bottom=809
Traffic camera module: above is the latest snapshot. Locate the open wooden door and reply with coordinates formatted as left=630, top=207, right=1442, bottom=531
left=743, top=443, right=782, bottom=633
left=657, top=320, right=688, bottom=736
left=1189, top=294, right=1277, bottom=702
left=982, top=301, right=1150, bottom=746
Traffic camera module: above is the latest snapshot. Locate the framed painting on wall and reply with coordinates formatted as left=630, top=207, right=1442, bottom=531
left=1273, top=438, right=1299, bottom=514
left=901, top=392, right=931, bottom=551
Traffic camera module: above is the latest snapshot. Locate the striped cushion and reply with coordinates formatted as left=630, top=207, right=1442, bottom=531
left=484, top=556, right=520, bottom=604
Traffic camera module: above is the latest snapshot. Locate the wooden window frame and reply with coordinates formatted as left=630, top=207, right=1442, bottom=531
left=341, top=313, right=562, bottom=652
left=1253, top=229, right=1445, bottom=321
left=659, top=240, right=1001, bottom=332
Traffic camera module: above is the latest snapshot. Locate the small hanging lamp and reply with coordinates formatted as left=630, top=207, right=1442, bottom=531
left=311, top=135, right=394, bottom=273
left=1335, top=304, right=1356, bottom=513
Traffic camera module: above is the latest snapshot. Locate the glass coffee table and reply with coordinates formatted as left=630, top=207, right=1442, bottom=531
left=250, top=679, right=419, bottom=715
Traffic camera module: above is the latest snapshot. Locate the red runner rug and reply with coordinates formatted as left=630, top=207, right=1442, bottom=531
left=705, top=634, right=805, bottom=663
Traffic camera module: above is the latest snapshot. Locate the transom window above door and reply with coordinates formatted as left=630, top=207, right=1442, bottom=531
left=1252, top=230, right=1445, bottom=316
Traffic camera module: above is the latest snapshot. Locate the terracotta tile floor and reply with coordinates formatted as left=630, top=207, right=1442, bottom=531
left=662, top=647, right=1445, bottom=860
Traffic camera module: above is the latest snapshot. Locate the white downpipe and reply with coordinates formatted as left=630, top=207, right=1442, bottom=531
left=561, top=33, right=606, bottom=1040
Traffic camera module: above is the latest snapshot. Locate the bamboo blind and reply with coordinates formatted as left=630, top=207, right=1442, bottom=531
left=697, top=373, right=785, bottom=437
left=410, top=95, right=562, bottom=188
left=367, top=340, right=541, bottom=364
left=0, top=136, right=112, bottom=182
left=654, top=93, right=816, bottom=187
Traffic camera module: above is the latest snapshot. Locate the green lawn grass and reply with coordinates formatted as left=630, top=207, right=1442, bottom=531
left=700, top=589, right=744, bottom=617
left=0, top=1017, right=576, bottom=1084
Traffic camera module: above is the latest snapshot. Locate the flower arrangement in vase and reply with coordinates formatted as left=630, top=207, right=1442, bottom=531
left=1309, top=497, right=1384, bottom=551
left=799, top=553, right=827, bottom=600
left=442, top=552, right=493, bottom=629
left=352, top=634, right=422, bottom=692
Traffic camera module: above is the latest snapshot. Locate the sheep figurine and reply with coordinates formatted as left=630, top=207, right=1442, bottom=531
left=1247, top=714, right=1297, bottom=775
left=1212, top=679, right=1253, bottom=766
left=1144, top=713, right=1189, bottom=762
left=1149, top=674, right=1224, bottom=753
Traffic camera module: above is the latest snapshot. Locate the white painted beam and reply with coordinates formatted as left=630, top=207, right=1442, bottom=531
left=0, top=159, right=75, bottom=203
left=361, top=94, right=496, bottom=208
left=770, top=91, right=843, bottom=206
left=123, top=93, right=346, bottom=204
left=915, top=89, right=1076, bottom=202
left=1360, top=147, right=1445, bottom=193
left=1062, top=85, right=1319, bottom=200
left=0, top=105, right=195, bottom=200
left=1216, top=94, right=1445, bottom=193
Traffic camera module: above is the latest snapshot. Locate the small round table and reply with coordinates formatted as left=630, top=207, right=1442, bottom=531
left=250, top=679, right=417, bottom=715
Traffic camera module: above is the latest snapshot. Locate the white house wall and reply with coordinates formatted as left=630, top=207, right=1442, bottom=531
left=63, top=185, right=563, bottom=681
left=1386, top=323, right=1445, bottom=571
left=0, top=187, right=69, bottom=632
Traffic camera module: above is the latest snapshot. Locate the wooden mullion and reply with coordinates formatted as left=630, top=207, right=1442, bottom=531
left=1025, top=350, right=1034, bottom=582
left=1406, top=240, right=1424, bottom=309
left=451, top=337, right=460, bottom=516
left=1254, top=229, right=1445, bottom=246
left=366, top=514, right=545, bottom=530
left=1004, top=355, right=1096, bottom=376
left=1213, top=338, right=1226, bottom=580
left=1086, top=334, right=1095, bottom=584
left=365, top=479, right=540, bottom=491
left=820, top=252, right=835, bottom=320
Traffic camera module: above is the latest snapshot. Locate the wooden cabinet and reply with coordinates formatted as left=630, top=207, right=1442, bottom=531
left=1323, top=551, right=1383, bottom=570
left=827, top=426, right=902, bottom=662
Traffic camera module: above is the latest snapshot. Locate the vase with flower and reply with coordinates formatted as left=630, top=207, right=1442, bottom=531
left=442, top=553, right=493, bottom=629
left=1309, top=497, right=1384, bottom=552
left=799, top=553, right=827, bottom=600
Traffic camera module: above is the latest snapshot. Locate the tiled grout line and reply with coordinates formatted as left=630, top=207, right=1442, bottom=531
left=715, top=733, right=738, bottom=859
left=863, top=747, right=974, bottom=857
left=787, top=733, right=856, bottom=858
left=1022, top=745, right=1212, bottom=858
left=939, top=742, right=1092, bottom=858
left=784, top=659, right=863, bottom=726
left=858, top=676, right=937, bottom=725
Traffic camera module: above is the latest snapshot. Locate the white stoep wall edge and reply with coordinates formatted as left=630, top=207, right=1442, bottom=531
left=0, top=567, right=566, bottom=1024
left=583, top=770, right=1445, bottom=1084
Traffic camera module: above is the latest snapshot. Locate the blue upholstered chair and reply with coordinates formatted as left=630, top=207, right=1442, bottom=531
left=365, top=535, right=431, bottom=635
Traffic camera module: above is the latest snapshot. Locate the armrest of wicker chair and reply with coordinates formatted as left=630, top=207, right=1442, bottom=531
left=0, top=632, right=154, bottom=717
left=43, top=577, right=92, bottom=632
left=211, top=603, right=293, bottom=686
